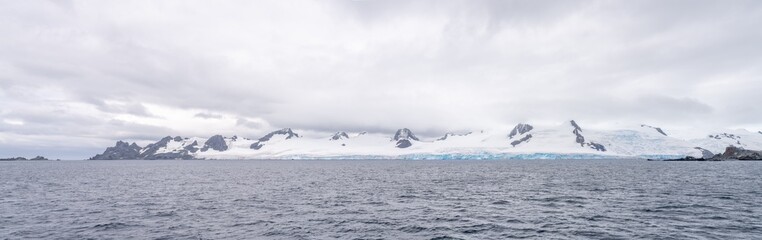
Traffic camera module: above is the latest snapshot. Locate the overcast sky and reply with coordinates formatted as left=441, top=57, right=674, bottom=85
left=1, top=0, right=761, bottom=159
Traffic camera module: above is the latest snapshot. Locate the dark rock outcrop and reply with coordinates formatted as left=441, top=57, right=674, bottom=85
left=659, top=146, right=761, bottom=161
left=641, top=124, right=668, bottom=136
left=91, top=137, right=194, bottom=160
left=250, top=128, right=300, bottom=150
left=511, top=134, right=533, bottom=147
left=508, top=123, right=533, bottom=139
left=396, top=139, right=413, bottom=148
left=709, top=133, right=743, bottom=145
left=569, top=120, right=606, bottom=152
left=201, top=135, right=228, bottom=152
left=393, top=128, right=419, bottom=141
left=173, top=136, right=183, bottom=142
left=330, top=132, right=350, bottom=140
left=90, top=141, right=143, bottom=160
left=0, top=156, right=50, bottom=161
left=587, top=142, right=606, bottom=152
left=570, top=120, right=585, bottom=146
left=250, top=142, right=264, bottom=150
left=392, top=128, right=419, bottom=148
left=718, top=146, right=762, bottom=160
left=184, top=141, right=199, bottom=153
left=139, top=136, right=173, bottom=159
left=259, top=128, right=300, bottom=141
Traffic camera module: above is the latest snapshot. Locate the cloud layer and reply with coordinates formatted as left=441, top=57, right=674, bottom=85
left=1, top=0, right=761, bottom=158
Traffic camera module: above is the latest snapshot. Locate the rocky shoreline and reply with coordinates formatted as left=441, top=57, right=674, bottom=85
left=650, top=146, right=762, bottom=161
left=0, top=156, right=51, bottom=161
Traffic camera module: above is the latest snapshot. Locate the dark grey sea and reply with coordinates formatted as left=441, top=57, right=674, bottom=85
left=1, top=159, right=761, bottom=239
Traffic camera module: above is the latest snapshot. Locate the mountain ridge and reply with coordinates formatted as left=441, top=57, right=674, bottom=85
left=88, top=121, right=762, bottom=160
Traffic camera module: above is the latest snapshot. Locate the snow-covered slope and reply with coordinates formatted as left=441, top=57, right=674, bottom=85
left=90, top=123, right=762, bottom=160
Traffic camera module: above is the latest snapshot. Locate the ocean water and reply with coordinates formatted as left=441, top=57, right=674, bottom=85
left=1, top=159, right=761, bottom=239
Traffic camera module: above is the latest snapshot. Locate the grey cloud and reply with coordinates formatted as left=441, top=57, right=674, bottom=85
left=195, top=112, right=223, bottom=119
left=236, top=118, right=264, bottom=129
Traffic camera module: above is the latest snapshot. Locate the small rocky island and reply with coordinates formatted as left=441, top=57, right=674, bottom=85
left=655, top=146, right=762, bottom=161
left=0, top=156, right=50, bottom=161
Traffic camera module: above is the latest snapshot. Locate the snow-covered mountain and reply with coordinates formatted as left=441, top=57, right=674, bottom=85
left=89, top=121, right=762, bottom=160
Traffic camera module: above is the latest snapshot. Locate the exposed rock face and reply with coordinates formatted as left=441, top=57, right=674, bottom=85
left=718, top=146, right=762, bottom=160
left=392, top=128, right=419, bottom=148
left=393, top=128, right=419, bottom=141
left=330, top=132, right=350, bottom=140
left=395, top=139, right=413, bottom=148
left=259, top=128, right=300, bottom=141
left=641, top=124, right=668, bottom=136
left=184, top=141, right=199, bottom=153
left=570, top=120, right=585, bottom=146
left=91, top=136, right=195, bottom=160
left=173, top=136, right=183, bottom=141
left=89, top=141, right=142, bottom=160
left=139, top=136, right=173, bottom=159
left=250, top=142, right=264, bottom=150
left=587, top=142, right=607, bottom=152
left=664, top=146, right=761, bottom=161
left=201, top=135, right=228, bottom=152
left=569, top=120, right=606, bottom=152
left=250, top=128, right=300, bottom=150
left=508, top=123, right=533, bottom=139
left=511, top=134, right=533, bottom=147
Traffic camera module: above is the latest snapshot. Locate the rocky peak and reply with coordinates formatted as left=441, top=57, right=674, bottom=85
left=139, top=136, right=173, bottom=158
left=201, top=135, right=228, bottom=152
left=173, top=136, right=183, bottom=142
left=258, top=128, right=300, bottom=142
left=330, top=132, right=350, bottom=140
left=508, top=123, right=533, bottom=139
left=392, top=128, right=419, bottom=141
left=89, top=140, right=143, bottom=160
left=250, top=128, right=301, bottom=150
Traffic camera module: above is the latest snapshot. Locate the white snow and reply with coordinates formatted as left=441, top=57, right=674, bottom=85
left=140, top=124, right=762, bottom=160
